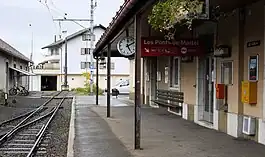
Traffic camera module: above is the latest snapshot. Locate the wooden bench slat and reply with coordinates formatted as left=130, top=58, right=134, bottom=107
left=152, top=89, right=184, bottom=110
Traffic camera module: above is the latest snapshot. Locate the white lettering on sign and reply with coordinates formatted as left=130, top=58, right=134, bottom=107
left=143, top=39, right=199, bottom=46
left=180, top=40, right=199, bottom=46
left=143, top=40, right=154, bottom=45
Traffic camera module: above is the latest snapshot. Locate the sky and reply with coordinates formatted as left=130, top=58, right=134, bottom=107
left=0, top=0, right=124, bottom=62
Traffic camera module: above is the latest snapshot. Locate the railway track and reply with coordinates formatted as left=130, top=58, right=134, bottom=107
left=0, top=91, right=69, bottom=157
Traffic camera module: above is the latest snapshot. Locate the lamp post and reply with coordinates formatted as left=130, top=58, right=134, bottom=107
left=29, top=24, right=33, bottom=91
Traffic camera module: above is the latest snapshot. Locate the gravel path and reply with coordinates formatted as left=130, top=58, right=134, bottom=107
left=45, top=98, right=72, bottom=157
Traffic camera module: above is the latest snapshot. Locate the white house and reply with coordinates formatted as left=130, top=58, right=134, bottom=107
left=31, top=25, right=130, bottom=91
left=0, top=38, right=33, bottom=94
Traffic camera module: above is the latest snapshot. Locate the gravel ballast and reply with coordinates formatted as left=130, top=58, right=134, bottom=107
left=45, top=98, right=72, bottom=157
left=0, top=92, right=73, bottom=157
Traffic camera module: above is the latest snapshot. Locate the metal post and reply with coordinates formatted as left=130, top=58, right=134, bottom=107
left=96, top=56, right=99, bottom=105
left=107, top=44, right=111, bottom=117
left=64, top=37, right=68, bottom=89
left=89, top=0, right=96, bottom=95
left=134, top=13, right=141, bottom=150
left=29, top=24, right=33, bottom=91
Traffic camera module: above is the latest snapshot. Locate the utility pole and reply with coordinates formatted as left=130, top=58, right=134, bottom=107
left=53, top=18, right=92, bottom=91
left=62, top=30, right=68, bottom=91
left=64, top=36, right=68, bottom=89
left=59, top=21, right=63, bottom=84
left=89, top=0, right=96, bottom=95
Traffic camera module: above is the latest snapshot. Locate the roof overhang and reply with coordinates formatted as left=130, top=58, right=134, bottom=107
left=0, top=46, right=32, bottom=63
left=93, top=0, right=157, bottom=57
left=9, top=67, right=35, bottom=76
left=93, top=0, right=260, bottom=58
left=42, top=25, right=107, bottom=49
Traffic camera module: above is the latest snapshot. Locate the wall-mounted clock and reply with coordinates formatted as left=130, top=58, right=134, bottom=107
left=117, top=36, right=135, bottom=56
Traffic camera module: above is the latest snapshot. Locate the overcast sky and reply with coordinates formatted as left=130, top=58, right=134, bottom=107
left=0, top=0, right=124, bottom=61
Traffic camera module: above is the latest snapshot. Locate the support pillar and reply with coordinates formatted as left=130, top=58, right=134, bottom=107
left=96, top=56, right=99, bottom=105
left=237, top=8, right=245, bottom=137
left=134, top=13, right=142, bottom=150
left=107, top=44, right=111, bottom=118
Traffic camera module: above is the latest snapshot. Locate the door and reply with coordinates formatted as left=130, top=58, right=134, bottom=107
left=203, top=57, right=214, bottom=123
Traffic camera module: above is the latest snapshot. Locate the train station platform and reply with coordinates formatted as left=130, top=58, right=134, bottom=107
left=67, top=96, right=132, bottom=157
left=68, top=96, right=265, bottom=157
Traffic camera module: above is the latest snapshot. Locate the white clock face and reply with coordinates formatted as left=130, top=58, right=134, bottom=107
left=117, top=37, right=135, bottom=56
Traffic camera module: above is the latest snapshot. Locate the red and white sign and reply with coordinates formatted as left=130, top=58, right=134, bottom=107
left=141, top=37, right=204, bottom=57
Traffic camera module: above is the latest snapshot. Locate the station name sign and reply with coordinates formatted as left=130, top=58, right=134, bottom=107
left=141, top=37, right=204, bottom=57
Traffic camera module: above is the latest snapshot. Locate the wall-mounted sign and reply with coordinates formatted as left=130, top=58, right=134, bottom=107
left=248, top=55, right=258, bottom=81
left=214, top=45, right=231, bottom=58
left=141, top=37, right=204, bottom=57
left=247, top=40, right=260, bottom=48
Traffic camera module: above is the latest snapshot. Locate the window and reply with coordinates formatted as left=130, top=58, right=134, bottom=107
left=14, top=64, right=16, bottom=68
left=82, top=34, right=91, bottom=41
left=51, top=49, right=55, bottom=55
left=111, top=63, right=115, bottom=70
left=100, top=64, right=106, bottom=69
left=80, top=62, right=97, bottom=69
left=221, top=61, right=233, bottom=85
left=20, top=65, right=22, bottom=69
left=99, top=63, right=115, bottom=70
left=81, top=48, right=93, bottom=55
left=55, top=48, right=59, bottom=55
left=170, top=57, right=180, bottom=87
left=81, top=62, right=88, bottom=69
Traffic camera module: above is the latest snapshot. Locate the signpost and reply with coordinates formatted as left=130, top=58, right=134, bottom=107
left=141, top=37, right=204, bottom=57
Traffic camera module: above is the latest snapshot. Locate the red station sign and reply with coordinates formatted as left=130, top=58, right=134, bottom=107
left=141, top=37, right=204, bottom=57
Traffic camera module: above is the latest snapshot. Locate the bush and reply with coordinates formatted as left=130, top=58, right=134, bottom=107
left=73, top=83, right=104, bottom=95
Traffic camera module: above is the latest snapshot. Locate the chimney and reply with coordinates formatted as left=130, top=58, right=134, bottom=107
left=54, top=35, right=57, bottom=42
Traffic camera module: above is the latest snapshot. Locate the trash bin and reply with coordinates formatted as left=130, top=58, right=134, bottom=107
left=112, top=88, right=119, bottom=98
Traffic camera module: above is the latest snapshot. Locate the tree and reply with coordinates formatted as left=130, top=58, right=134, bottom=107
left=148, top=0, right=204, bottom=35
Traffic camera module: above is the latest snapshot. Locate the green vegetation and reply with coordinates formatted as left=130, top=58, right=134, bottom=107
left=71, top=72, right=104, bottom=95
left=148, top=0, right=203, bottom=32
left=72, top=83, right=104, bottom=95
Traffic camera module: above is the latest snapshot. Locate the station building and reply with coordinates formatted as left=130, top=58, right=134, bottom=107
left=93, top=0, right=265, bottom=145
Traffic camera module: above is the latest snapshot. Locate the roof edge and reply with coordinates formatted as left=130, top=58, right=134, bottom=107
left=42, top=24, right=106, bottom=49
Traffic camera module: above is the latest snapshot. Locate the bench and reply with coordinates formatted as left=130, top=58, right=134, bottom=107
left=152, top=89, right=184, bottom=110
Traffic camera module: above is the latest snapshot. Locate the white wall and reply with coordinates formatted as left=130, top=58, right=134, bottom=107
left=30, top=75, right=41, bottom=91
left=59, top=28, right=130, bottom=76
left=60, top=28, right=105, bottom=74
left=98, top=57, right=130, bottom=75
left=0, top=51, right=29, bottom=92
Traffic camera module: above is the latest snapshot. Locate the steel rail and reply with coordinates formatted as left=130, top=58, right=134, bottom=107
left=0, top=91, right=62, bottom=145
left=0, top=109, right=36, bottom=127
left=27, top=97, right=66, bottom=157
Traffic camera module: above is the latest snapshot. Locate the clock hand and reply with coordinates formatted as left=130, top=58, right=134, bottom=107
left=126, top=45, right=132, bottom=52
left=127, top=42, right=135, bottom=47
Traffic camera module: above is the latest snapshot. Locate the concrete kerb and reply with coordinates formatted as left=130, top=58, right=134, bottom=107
left=67, top=96, right=76, bottom=157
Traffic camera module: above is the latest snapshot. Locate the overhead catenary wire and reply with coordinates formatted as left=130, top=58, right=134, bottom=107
left=37, top=0, right=86, bottom=30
